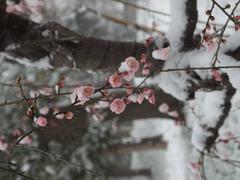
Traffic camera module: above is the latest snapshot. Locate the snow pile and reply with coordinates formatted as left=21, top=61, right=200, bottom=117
left=130, top=119, right=191, bottom=180
left=3, top=53, right=53, bottom=70
left=151, top=41, right=240, bottom=101
left=189, top=90, right=225, bottom=151
left=166, top=0, right=187, bottom=51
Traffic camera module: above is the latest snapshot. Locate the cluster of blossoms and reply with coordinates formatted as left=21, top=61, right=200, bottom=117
left=69, top=37, right=170, bottom=115
left=107, top=38, right=171, bottom=114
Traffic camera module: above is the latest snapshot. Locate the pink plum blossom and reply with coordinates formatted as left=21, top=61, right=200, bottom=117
left=110, top=98, right=126, bottom=114
left=109, top=74, right=123, bottom=88
left=118, top=57, right=140, bottom=73
left=36, top=116, right=48, bottom=127
left=212, top=69, right=222, bottom=81
left=152, top=47, right=170, bottom=60
left=141, top=88, right=156, bottom=104
left=70, top=85, right=95, bottom=105
left=65, top=111, right=74, bottom=120
left=125, top=57, right=140, bottom=72
left=0, top=138, right=8, bottom=152
left=83, top=85, right=95, bottom=97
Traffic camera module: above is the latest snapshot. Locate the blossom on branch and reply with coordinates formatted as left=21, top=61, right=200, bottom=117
left=36, top=116, right=48, bottom=127
left=70, top=85, right=95, bottom=105
left=110, top=98, right=126, bottom=114
left=109, top=74, right=123, bottom=88
left=152, top=47, right=170, bottom=60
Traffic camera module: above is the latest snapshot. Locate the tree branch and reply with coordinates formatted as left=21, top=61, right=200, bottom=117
left=181, top=0, right=198, bottom=51
left=205, top=74, right=236, bottom=151
left=0, top=9, right=164, bottom=72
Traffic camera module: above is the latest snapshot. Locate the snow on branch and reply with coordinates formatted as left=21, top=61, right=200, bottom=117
left=166, top=0, right=197, bottom=51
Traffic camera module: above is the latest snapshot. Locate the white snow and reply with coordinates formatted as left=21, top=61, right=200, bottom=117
left=2, top=53, right=53, bottom=70
left=165, top=0, right=187, bottom=51
left=130, top=119, right=191, bottom=180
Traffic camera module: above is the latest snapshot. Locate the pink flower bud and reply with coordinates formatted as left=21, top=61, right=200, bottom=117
left=109, top=75, right=123, bottom=88
left=65, top=111, right=74, bottom=120
left=110, top=98, right=126, bottom=114
left=26, top=108, right=33, bottom=117
left=36, top=116, right=48, bottom=127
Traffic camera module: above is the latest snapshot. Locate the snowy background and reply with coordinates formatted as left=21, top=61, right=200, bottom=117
left=1, top=0, right=240, bottom=180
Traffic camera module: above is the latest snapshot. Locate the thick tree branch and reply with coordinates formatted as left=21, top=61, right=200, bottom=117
left=205, top=74, right=236, bottom=151
left=0, top=10, right=164, bottom=72
left=181, top=0, right=198, bottom=51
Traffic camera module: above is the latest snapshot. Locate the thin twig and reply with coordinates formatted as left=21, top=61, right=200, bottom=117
left=211, top=0, right=240, bottom=66
left=14, top=144, right=104, bottom=177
